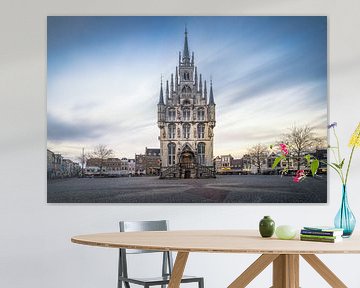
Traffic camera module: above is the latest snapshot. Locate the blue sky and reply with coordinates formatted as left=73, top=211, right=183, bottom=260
left=47, top=16, right=327, bottom=160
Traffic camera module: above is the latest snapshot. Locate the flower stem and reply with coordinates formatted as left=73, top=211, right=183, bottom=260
left=345, top=145, right=356, bottom=185
left=332, top=127, right=346, bottom=183
left=345, top=130, right=360, bottom=185
left=333, top=127, right=342, bottom=163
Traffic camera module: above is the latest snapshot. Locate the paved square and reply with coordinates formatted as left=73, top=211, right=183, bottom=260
left=47, top=175, right=327, bottom=203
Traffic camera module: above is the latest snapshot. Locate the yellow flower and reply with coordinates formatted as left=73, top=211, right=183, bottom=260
left=349, top=122, right=360, bottom=148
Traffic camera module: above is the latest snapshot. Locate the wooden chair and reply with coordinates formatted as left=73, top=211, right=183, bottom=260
left=118, top=220, right=204, bottom=288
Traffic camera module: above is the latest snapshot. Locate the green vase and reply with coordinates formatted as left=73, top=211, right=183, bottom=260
left=259, top=216, right=275, bottom=237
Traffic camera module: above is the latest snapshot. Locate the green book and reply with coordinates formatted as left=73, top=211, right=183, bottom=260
left=300, top=234, right=340, bottom=240
left=300, top=236, right=342, bottom=243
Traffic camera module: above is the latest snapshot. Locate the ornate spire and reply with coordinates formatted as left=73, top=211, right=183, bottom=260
left=171, top=73, right=174, bottom=92
left=175, top=67, right=178, bottom=87
left=166, top=80, right=169, bottom=99
left=194, top=67, right=198, bottom=86
left=182, top=27, right=190, bottom=62
left=199, top=74, right=202, bottom=93
left=209, top=79, right=215, bottom=105
left=204, top=80, right=207, bottom=100
left=158, top=78, right=164, bottom=105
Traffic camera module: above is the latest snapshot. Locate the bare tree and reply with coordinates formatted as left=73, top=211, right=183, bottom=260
left=248, top=144, right=269, bottom=174
left=282, top=125, right=320, bottom=170
left=89, top=144, right=114, bottom=176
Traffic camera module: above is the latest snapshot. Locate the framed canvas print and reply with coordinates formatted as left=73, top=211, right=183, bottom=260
left=47, top=16, right=327, bottom=203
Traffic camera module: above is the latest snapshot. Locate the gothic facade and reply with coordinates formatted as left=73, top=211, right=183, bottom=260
left=157, top=29, right=216, bottom=179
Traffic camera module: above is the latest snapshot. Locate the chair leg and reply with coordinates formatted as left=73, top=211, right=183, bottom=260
left=199, top=278, right=204, bottom=288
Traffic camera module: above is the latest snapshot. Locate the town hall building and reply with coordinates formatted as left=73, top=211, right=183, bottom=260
left=157, top=29, right=216, bottom=179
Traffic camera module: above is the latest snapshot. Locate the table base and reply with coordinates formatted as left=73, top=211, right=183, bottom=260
left=168, top=252, right=348, bottom=288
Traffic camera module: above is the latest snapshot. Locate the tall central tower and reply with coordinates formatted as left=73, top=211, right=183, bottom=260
left=157, top=28, right=216, bottom=179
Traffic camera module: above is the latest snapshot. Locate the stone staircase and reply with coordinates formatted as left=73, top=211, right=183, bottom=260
left=160, top=163, right=216, bottom=179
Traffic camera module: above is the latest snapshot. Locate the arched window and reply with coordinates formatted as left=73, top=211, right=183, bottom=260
left=182, top=108, right=191, bottom=121
left=168, top=124, right=175, bottom=139
left=183, top=72, right=190, bottom=80
left=197, top=124, right=205, bottom=139
left=168, top=109, right=176, bottom=121
left=197, top=108, right=205, bottom=121
left=197, top=143, right=205, bottom=165
left=181, top=85, right=191, bottom=93
left=168, top=143, right=176, bottom=166
left=183, top=123, right=190, bottom=139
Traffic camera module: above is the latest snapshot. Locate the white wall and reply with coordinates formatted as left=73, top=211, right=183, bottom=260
left=1, top=0, right=360, bottom=287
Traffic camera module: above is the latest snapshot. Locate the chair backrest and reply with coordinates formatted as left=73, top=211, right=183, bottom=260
left=120, top=220, right=168, bottom=232
left=119, top=220, right=168, bottom=254
left=118, top=220, right=173, bottom=283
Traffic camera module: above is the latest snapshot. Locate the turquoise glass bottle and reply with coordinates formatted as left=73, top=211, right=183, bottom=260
left=334, top=185, right=356, bottom=237
left=259, top=216, right=275, bottom=238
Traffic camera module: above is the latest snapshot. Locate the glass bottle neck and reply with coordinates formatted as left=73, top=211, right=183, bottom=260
left=342, top=184, right=348, bottom=203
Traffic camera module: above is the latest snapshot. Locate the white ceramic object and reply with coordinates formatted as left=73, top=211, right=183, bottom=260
left=275, top=225, right=297, bottom=240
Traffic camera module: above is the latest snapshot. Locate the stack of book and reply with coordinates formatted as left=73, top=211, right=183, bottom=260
left=300, top=226, right=344, bottom=243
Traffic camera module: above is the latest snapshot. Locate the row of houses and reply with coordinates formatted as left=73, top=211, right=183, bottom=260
left=215, top=149, right=327, bottom=175
left=47, top=149, right=81, bottom=179
left=48, top=147, right=327, bottom=178
left=84, top=148, right=161, bottom=177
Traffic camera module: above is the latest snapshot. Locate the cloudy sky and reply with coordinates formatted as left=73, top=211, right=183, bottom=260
left=47, top=16, right=327, bottom=160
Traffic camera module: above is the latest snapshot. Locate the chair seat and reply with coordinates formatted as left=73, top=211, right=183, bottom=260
left=119, top=274, right=203, bottom=286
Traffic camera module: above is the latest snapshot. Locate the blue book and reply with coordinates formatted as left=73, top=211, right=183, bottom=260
left=302, top=226, right=343, bottom=236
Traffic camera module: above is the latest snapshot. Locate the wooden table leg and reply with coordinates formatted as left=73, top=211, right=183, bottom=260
left=272, top=254, right=299, bottom=288
left=228, top=254, right=279, bottom=288
left=301, top=254, right=347, bottom=288
left=168, top=252, right=189, bottom=288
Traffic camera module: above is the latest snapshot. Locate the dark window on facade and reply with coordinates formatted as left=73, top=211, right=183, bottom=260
left=197, top=108, right=205, bottom=120
left=183, top=108, right=191, bottom=121
left=183, top=72, right=190, bottom=80
left=181, top=85, right=191, bottom=93
left=168, top=124, right=175, bottom=139
left=168, top=143, right=176, bottom=165
left=168, top=109, right=176, bottom=121
left=183, top=123, right=190, bottom=139
left=197, top=143, right=205, bottom=165
left=197, top=124, right=205, bottom=138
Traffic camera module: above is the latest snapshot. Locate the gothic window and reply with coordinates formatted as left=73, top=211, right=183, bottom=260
left=182, top=108, right=191, bottom=121
left=197, top=143, right=205, bottom=165
left=183, top=123, right=190, bottom=139
left=168, top=109, right=176, bottom=121
left=168, top=124, right=175, bottom=139
left=183, top=71, right=190, bottom=80
left=181, top=85, right=191, bottom=93
left=168, top=143, right=176, bottom=166
left=197, top=108, right=205, bottom=121
left=197, top=124, right=205, bottom=139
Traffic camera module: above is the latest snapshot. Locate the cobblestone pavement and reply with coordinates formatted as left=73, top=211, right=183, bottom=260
left=47, top=175, right=327, bottom=203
